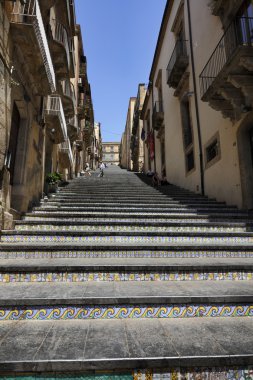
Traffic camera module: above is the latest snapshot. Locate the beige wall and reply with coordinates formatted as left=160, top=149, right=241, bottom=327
left=142, top=0, right=251, bottom=208
left=102, top=143, right=120, bottom=164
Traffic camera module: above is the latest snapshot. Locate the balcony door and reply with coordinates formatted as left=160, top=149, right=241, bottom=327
left=236, top=0, right=253, bottom=45
left=8, top=103, right=20, bottom=186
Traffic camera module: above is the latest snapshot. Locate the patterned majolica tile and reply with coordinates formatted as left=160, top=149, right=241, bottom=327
left=0, top=304, right=252, bottom=321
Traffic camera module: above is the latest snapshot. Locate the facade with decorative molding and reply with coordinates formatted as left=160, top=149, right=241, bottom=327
left=141, top=0, right=253, bottom=209
left=0, top=0, right=94, bottom=229
left=102, top=142, right=120, bottom=165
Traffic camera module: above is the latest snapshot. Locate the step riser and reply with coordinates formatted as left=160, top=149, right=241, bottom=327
left=0, top=251, right=252, bottom=259
left=1, top=270, right=252, bottom=282
left=2, top=235, right=252, bottom=243
left=35, top=207, right=237, bottom=212
left=0, top=304, right=252, bottom=320
left=14, top=225, right=247, bottom=233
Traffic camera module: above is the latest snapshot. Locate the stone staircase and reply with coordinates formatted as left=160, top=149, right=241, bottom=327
left=0, top=166, right=253, bottom=379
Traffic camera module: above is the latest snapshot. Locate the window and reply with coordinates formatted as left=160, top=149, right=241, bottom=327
left=186, top=150, right=195, bottom=172
left=206, top=139, right=219, bottom=163
left=205, top=133, right=221, bottom=169
left=180, top=98, right=193, bottom=148
left=110, top=146, right=114, bottom=152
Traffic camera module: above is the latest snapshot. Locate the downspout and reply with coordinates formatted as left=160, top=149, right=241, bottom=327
left=150, top=81, right=157, bottom=172
left=186, top=0, right=205, bottom=195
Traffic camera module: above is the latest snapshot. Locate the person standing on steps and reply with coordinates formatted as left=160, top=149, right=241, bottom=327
left=99, top=162, right=105, bottom=177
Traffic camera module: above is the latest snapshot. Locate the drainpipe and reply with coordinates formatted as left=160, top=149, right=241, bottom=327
left=150, top=81, right=157, bottom=173
left=186, top=0, right=205, bottom=195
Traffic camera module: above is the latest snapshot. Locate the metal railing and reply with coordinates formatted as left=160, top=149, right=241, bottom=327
left=153, top=101, right=164, bottom=115
left=199, top=17, right=253, bottom=98
left=68, top=115, right=78, bottom=129
left=11, top=0, right=56, bottom=92
left=79, top=62, right=86, bottom=77
left=61, top=80, right=76, bottom=106
left=60, top=138, right=74, bottom=167
left=51, top=19, right=70, bottom=70
left=167, top=39, right=188, bottom=85
left=44, top=96, right=68, bottom=139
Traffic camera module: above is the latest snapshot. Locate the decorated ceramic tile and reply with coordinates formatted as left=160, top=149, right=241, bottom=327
left=0, top=304, right=252, bottom=321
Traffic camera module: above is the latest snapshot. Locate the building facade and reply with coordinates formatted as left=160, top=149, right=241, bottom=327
left=102, top=142, right=120, bottom=165
left=0, top=0, right=94, bottom=229
left=120, top=97, right=136, bottom=170
left=141, top=0, right=253, bottom=209
left=131, top=84, right=147, bottom=172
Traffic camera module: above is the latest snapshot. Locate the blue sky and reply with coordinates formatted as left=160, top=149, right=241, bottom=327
left=75, top=0, right=166, bottom=142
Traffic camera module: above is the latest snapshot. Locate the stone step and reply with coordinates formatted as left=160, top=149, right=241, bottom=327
left=0, top=279, right=252, bottom=308
left=43, top=199, right=228, bottom=205
left=1, top=257, right=253, bottom=283
left=0, top=245, right=252, bottom=259
left=24, top=210, right=250, bottom=219
left=1, top=233, right=253, bottom=244
left=15, top=219, right=253, bottom=228
left=0, top=318, right=252, bottom=371
left=34, top=205, right=238, bottom=212
left=13, top=223, right=250, bottom=233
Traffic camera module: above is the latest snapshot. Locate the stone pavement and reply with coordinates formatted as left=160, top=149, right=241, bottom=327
left=0, top=166, right=253, bottom=378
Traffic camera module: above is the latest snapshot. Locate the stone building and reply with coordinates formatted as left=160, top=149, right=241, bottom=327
left=102, top=142, right=120, bottom=165
left=91, top=121, right=103, bottom=169
left=131, top=84, right=147, bottom=172
left=120, top=97, right=136, bottom=170
left=0, top=0, right=94, bottom=229
left=141, top=0, right=253, bottom=209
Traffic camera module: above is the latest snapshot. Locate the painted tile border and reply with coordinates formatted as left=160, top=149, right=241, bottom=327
left=1, top=367, right=253, bottom=379
left=0, top=271, right=252, bottom=283
left=0, top=304, right=253, bottom=321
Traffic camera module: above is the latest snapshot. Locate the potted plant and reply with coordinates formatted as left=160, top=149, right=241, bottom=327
left=45, top=172, right=62, bottom=194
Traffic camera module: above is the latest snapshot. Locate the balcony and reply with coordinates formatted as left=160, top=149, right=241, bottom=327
left=10, top=0, right=56, bottom=94
left=77, top=93, right=86, bottom=119
left=199, top=17, right=253, bottom=120
left=75, top=140, right=84, bottom=151
left=49, top=19, right=71, bottom=78
left=61, top=80, right=76, bottom=117
left=59, top=138, right=74, bottom=169
left=152, top=101, right=164, bottom=130
left=167, top=39, right=188, bottom=89
left=67, top=116, right=79, bottom=143
left=44, top=96, right=67, bottom=144
left=79, top=61, right=87, bottom=78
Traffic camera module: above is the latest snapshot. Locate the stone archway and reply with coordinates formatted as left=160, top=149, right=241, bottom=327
left=237, top=112, right=253, bottom=209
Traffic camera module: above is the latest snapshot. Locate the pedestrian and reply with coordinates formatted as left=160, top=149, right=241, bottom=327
left=99, top=162, right=105, bottom=177
left=85, top=163, right=91, bottom=176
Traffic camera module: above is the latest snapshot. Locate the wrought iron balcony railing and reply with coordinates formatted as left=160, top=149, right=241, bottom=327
left=167, top=39, right=188, bottom=88
left=44, top=96, right=68, bottom=140
left=61, top=80, right=76, bottom=107
left=199, top=17, right=253, bottom=99
left=59, top=138, right=74, bottom=167
left=51, top=19, right=70, bottom=69
left=152, top=101, right=164, bottom=130
left=11, top=0, right=56, bottom=93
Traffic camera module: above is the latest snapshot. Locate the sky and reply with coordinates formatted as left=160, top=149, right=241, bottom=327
left=75, top=0, right=167, bottom=142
